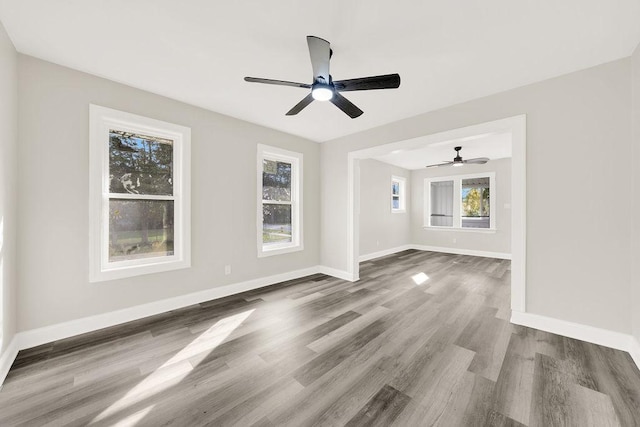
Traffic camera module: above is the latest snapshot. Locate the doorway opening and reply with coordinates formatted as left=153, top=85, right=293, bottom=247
left=347, top=115, right=526, bottom=313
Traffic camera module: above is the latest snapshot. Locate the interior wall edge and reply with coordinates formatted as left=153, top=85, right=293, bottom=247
left=0, top=335, right=18, bottom=388
left=317, top=266, right=359, bottom=282
left=630, top=336, right=640, bottom=373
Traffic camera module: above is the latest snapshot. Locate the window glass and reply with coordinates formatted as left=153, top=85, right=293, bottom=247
left=263, top=204, right=292, bottom=245
left=109, top=130, right=173, bottom=195
left=109, top=200, right=174, bottom=261
left=392, top=181, right=400, bottom=209
left=391, top=176, right=406, bottom=212
left=430, top=180, right=453, bottom=227
left=258, top=145, right=302, bottom=257
left=90, top=105, right=190, bottom=282
left=262, top=160, right=291, bottom=202
left=461, top=177, right=490, bottom=228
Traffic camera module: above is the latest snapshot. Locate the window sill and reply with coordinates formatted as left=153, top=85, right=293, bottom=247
left=422, top=226, right=497, bottom=234
left=391, top=209, right=406, bottom=214
left=90, top=258, right=190, bottom=283
left=258, top=244, right=304, bottom=258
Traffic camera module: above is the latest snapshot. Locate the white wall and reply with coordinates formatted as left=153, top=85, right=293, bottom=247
left=17, top=55, right=320, bottom=331
left=632, top=43, right=640, bottom=347
left=321, top=58, right=632, bottom=334
left=0, top=21, right=17, bottom=358
left=358, top=159, right=411, bottom=257
left=411, top=158, right=511, bottom=256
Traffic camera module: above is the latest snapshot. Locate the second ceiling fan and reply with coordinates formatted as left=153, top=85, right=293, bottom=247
left=425, top=146, right=490, bottom=168
left=244, top=36, right=401, bottom=118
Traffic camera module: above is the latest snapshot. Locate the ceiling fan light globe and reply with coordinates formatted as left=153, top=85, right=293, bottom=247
left=311, top=85, right=334, bottom=101
left=452, top=162, right=464, bottom=167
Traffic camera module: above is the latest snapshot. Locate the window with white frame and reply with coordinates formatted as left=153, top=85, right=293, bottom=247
left=257, top=144, right=303, bottom=257
left=424, top=172, right=495, bottom=230
left=89, top=105, right=191, bottom=282
left=391, top=176, right=406, bottom=213
left=461, top=177, right=491, bottom=229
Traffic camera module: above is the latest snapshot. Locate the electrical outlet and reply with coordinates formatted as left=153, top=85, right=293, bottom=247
left=224, top=265, right=231, bottom=275
left=452, top=238, right=457, bottom=244
left=376, top=240, right=380, bottom=247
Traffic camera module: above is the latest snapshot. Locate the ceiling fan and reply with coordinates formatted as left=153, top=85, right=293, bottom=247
left=425, top=146, right=490, bottom=168
left=244, top=36, right=401, bottom=119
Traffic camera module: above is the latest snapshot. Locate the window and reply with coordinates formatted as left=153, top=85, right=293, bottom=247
left=391, top=176, right=406, bottom=213
left=430, top=180, right=454, bottom=226
left=257, top=144, right=303, bottom=257
left=90, top=105, right=191, bottom=282
left=461, top=177, right=490, bottom=229
left=424, top=172, right=495, bottom=231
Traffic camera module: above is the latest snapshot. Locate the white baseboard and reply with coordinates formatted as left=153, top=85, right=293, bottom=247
left=0, top=336, right=19, bottom=387
left=318, top=266, right=359, bottom=282
left=359, top=245, right=414, bottom=262
left=16, top=266, right=323, bottom=351
left=412, top=245, right=511, bottom=260
left=630, top=337, right=640, bottom=372
left=1, top=263, right=360, bottom=386
left=510, top=311, right=633, bottom=353
left=6, top=264, right=638, bottom=388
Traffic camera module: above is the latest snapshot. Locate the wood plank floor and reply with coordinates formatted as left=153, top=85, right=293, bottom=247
left=1, top=250, right=639, bottom=426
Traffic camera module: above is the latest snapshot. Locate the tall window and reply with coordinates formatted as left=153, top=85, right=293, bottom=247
left=430, top=180, right=454, bottom=226
left=391, top=176, right=406, bottom=213
left=424, top=172, right=495, bottom=230
left=90, top=105, right=191, bottom=282
left=461, top=177, right=490, bottom=229
left=257, top=144, right=303, bottom=257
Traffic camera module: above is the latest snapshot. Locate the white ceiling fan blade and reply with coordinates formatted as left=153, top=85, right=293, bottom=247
left=425, top=161, right=454, bottom=168
left=463, top=157, right=490, bottom=164
left=307, top=36, right=330, bottom=84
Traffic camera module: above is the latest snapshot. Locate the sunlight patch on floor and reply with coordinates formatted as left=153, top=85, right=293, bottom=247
left=111, top=404, right=155, bottom=427
left=412, top=272, right=429, bottom=285
left=89, top=309, right=255, bottom=424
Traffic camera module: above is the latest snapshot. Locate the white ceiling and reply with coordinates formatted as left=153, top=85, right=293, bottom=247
left=1, top=1, right=639, bottom=142
left=372, top=132, right=512, bottom=170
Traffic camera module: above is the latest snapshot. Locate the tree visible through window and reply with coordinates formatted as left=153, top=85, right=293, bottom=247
left=424, top=173, right=495, bottom=230
left=461, top=177, right=490, bottom=228
left=262, top=159, right=292, bottom=245
left=90, top=105, right=190, bottom=282
left=108, top=131, right=175, bottom=261
left=257, top=144, right=302, bottom=257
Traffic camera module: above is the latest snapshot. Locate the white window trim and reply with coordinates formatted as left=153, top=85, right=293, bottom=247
left=423, top=172, right=496, bottom=232
left=391, top=175, right=406, bottom=213
left=89, top=105, right=191, bottom=282
left=257, top=144, right=303, bottom=258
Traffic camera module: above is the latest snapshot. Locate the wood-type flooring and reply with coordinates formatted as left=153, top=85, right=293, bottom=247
left=1, top=250, right=639, bottom=426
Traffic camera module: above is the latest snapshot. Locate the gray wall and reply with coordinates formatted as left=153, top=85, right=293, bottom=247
left=633, top=43, right=640, bottom=345
left=17, top=55, right=320, bottom=331
left=358, top=159, right=411, bottom=257
left=411, top=158, right=511, bottom=255
left=0, top=21, right=17, bottom=355
left=321, top=58, right=632, bottom=334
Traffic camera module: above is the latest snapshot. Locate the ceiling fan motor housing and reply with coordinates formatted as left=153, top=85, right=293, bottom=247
left=311, top=81, right=334, bottom=101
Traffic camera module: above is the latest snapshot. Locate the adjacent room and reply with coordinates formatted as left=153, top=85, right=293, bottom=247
left=1, top=1, right=640, bottom=425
